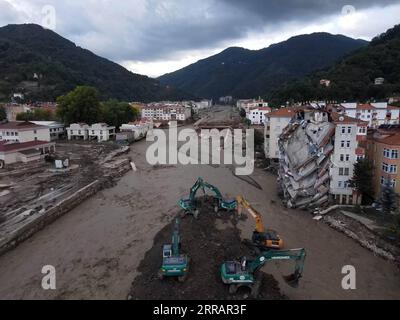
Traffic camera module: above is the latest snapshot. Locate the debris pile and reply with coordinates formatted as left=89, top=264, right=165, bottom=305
left=278, top=110, right=335, bottom=210
left=129, top=199, right=286, bottom=300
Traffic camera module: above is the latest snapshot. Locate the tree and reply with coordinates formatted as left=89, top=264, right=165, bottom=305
left=16, top=108, right=54, bottom=121
left=56, top=86, right=101, bottom=125
left=379, top=181, right=398, bottom=214
left=350, top=158, right=374, bottom=205
left=0, top=106, right=6, bottom=121
left=99, top=100, right=139, bottom=129
left=239, top=109, right=246, bottom=118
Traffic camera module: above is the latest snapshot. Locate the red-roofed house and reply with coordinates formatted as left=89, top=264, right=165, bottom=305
left=0, top=121, right=51, bottom=143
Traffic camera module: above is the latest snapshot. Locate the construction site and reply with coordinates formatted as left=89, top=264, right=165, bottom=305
left=0, top=106, right=399, bottom=300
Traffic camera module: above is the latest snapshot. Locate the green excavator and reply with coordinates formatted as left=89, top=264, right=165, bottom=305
left=179, top=177, right=237, bottom=219
left=220, top=248, right=306, bottom=296
left=159, top=218, right=190, bottom=282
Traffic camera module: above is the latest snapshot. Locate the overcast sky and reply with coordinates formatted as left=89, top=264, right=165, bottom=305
left=1, top=0, right=400, bottom=77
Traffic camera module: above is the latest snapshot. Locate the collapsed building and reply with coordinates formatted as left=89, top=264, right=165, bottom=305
left=278, top=107, right=366, bottom=210
left=278, top=110, right=335, bottom=210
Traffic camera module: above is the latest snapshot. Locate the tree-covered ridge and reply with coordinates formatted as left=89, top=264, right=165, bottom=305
left=159, top=33, right=368, bottom=99
left=269, top=24, right=400, bottom=105
left=0, top=24, right=191, bottom=102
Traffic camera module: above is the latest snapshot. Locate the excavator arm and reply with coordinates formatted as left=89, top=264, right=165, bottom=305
left=237, top=196, right=265, bottom=233
left=248, top=248, right=306, bottom=287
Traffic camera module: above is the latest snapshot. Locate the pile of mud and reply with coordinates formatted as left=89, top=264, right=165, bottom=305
left=128, top=200, right=286, bottom=300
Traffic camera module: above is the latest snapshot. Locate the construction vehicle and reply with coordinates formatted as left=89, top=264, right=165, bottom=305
left=159, top=218, right=190, bottom=282
left=237, top=195, right=283, bottom=250
left=220, top=248, right=306, bottom=296
left=179, top=177, right=237, bottom=219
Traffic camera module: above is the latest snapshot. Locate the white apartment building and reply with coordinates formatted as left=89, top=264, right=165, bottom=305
left=0, top=121, right=51, bottom=143
left=31, top=121, right=65, bottom=141
left=89, top=123, right=116, bottom=142
left=142, top=103, right=192, bottom=121
left=67, top=123, right=90, bottom=140
left=237, top=99, right=269, bottom=114
left=329, top=113, right=368, bottom=205
left=339, top=103, right=400, bottom=128
left=264, top=108, right=296, bottom=160
left=247, top=107, right=271, bottom=125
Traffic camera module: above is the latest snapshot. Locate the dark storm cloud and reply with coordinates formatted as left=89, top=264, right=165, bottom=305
left=220, top=0, right=400, bottom=21
left=0, top=0, right=399, bottom=66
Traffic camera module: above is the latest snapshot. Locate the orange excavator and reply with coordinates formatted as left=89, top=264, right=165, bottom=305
left=236, top=196, right=284, bottom=250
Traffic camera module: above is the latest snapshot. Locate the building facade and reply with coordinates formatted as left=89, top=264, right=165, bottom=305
left=67, top=123, right=90, bottom=140
left=329, top=114, right=367, bottom=205
left=0, top=121, right=51, bottom=143
left=247, top=107, right=271, bottom=125
left=264, top=108, right=296, bottom=160
left=365, top=127, right=400, bottom=199
left=89, top=123, right=116, bottom=142
left=31, top=121, right=65, bottom=140
left=142, top=103, right=192, bottom=121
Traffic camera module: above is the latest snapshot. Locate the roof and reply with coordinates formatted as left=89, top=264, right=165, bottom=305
left=0, top=121, right=47, bottom=130
left=375, top=134, right=400, bottom=146
left=330, top=112, right=368, bottom=126
left=388, top=105, right=400, bottom=111
left=0, top=140, right=53, bottom=153
left=268, top=107, right=296, bottom=118
left=357, top=104, right=376, bottom=110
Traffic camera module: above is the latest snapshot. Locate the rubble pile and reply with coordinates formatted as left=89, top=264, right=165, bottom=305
left=278, top=111, right=335, bottom=210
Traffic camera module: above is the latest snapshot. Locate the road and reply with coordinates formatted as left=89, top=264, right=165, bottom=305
left=0, top=106, right=399, bottom=300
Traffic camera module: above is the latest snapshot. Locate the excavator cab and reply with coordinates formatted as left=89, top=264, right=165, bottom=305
left=162, top=244, right=172, bottom=258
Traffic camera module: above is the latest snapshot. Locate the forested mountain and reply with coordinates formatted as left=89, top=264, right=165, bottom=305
left=0, top=24, right=190, bottom=102
left=159, top=33, right=368, bottom=99
left=269, top=24, right=400, bottom=105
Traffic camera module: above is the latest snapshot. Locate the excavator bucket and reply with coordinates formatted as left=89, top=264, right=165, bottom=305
left=283, top=272, right=301, bottom=288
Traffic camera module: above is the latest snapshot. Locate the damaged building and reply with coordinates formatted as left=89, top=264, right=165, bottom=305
left=278, top=108, right=366, bottom=210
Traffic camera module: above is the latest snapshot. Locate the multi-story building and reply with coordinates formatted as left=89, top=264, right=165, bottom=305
left=67, top=123, right=90, bottom=140
left=0, top=121, right=51, bottom=143
left=237, top=99, right=269, bottom=114
left=247, top=107, right=271, bottom=125
left=142, top=103, right=192, bottom=121
left=365, top=126, right=400, bottom=199
left=89, top=123, right=116, bottom=142
left=264, top=108, right=296, bottom=160
left=339, top=103, right=400, bottom=128
left=329, top=113, right=368, bottom=205
left=31, top=121, right=65, bottom=141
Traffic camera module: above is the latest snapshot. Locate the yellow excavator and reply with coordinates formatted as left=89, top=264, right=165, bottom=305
left=236, top=196, right=284, bottom=250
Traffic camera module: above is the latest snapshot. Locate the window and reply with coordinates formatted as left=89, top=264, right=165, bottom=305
left=359, top=127, right=366, bottom=134
left=383, top=163, right=397, bottom=173
left=340, top=154, right=344, bottom=162
left=347, top=127, right=352, bottom=134
left=347, top=141, right=351, bottom=148
left=341, top=127, right=346, bottom=134
left=339, top=168, right=350, bottom=176
left=384, top=148, right=399, bottom=159
left=338, top=181, right=343, bottom=188
left=341, top=141, right=345, bottom=148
